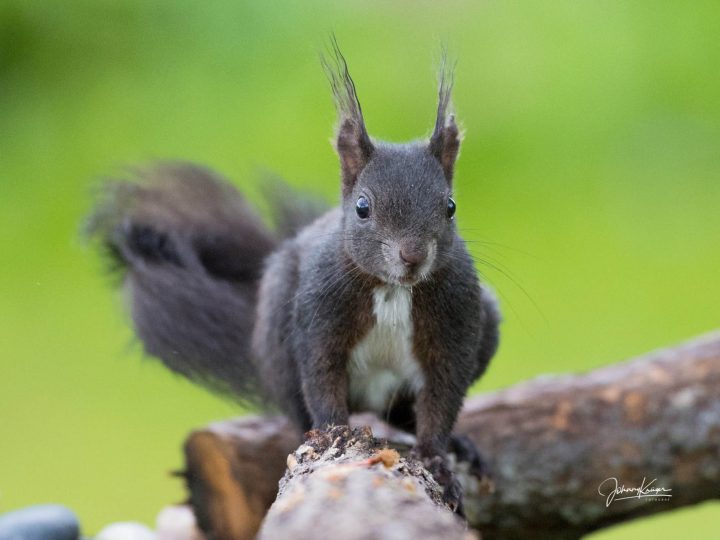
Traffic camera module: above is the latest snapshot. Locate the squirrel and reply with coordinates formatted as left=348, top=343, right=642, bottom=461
left=87, top=43, right=500, bottom=511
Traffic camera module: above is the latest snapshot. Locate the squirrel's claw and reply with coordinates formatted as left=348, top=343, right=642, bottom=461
left=418, top=454, right=465, bottom=515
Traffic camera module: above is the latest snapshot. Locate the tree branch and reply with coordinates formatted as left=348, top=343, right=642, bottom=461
left=182, top=332, right=720, bottom=539
left=257, top=425, right=475, bottom=540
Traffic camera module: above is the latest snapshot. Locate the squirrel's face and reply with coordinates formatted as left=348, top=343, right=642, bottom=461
left=325, top=44, right=461, bottom=285
left=342, top=144, right=458, bottom=286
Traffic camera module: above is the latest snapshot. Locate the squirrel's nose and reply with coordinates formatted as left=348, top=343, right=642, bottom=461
left=399, top=245, right=428, bottom=269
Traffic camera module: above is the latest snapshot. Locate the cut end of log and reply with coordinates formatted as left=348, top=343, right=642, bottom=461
left=259, top=425, right=477, bottom=540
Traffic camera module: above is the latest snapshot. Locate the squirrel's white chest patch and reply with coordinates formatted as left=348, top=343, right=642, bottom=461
left=348, top=285, right=424, bottom=414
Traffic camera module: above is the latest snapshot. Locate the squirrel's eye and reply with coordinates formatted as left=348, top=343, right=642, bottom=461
left=447, top=197, right=456, bottom=219
left=356, top=196, right=370, bottom=219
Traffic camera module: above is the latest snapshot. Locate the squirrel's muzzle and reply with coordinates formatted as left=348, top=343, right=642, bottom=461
left=399, top=243, right=429, bottom=270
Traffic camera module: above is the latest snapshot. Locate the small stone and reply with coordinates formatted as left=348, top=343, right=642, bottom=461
left=296, top=444, right=309, bottom=453
left=156, top=505, right=203, bottom=540
left=296, top=444, right=314, bottom=457
left=0, top=504, right=80, bottom=540
left=96, top=522, right=156, bottom=540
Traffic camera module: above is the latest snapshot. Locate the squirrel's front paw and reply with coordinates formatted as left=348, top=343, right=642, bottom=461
left=419, top=454, right=464, bottom=515
left=448, top=432, right=490, bottom=481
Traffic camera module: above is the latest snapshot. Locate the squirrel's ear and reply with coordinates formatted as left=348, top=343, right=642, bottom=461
left=430, top=114, right=460, bottom=184
left=336, top=117, right=373, bottom=194
left=429, top=53, right=460, bottom=184
left=322, top=36, right=374, bottom=196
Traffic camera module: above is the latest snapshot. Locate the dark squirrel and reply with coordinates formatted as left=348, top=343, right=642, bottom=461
left=87, top=44, right=500, bottom=510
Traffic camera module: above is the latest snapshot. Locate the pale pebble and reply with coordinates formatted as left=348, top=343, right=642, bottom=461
left=95, top=522, right=156, bottom=540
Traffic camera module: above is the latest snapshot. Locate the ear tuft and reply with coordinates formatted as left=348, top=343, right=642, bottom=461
left=429, top=51, right=461, bottom=184
left=321, top=35, right=374, bottom=197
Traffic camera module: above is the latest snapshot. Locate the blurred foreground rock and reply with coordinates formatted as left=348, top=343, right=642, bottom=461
left=0, top=504, right=80, bottom=540
left=96, top=522, right=155, bottom=540
left=96, top=505, right=203, bottom=540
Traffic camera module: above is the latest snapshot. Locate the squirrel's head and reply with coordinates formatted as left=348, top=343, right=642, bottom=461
left=323, top=41, right=461, bottom=286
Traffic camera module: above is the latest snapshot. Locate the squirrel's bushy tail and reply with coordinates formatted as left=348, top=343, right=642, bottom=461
left=86, top=162, right=307, bottom=405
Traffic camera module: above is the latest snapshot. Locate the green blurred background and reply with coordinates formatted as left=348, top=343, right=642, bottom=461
left=1, top=1, right=718, bottom=537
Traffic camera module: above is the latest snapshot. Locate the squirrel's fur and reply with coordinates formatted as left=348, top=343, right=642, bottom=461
left=87, top=42, right=500, bottom=510
left=86, top=163, right=322, bottom=404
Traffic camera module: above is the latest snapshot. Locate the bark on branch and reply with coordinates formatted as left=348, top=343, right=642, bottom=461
left=257, top=425, right=475, bottom=540
left=182, top=332, right=720, bottom=539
